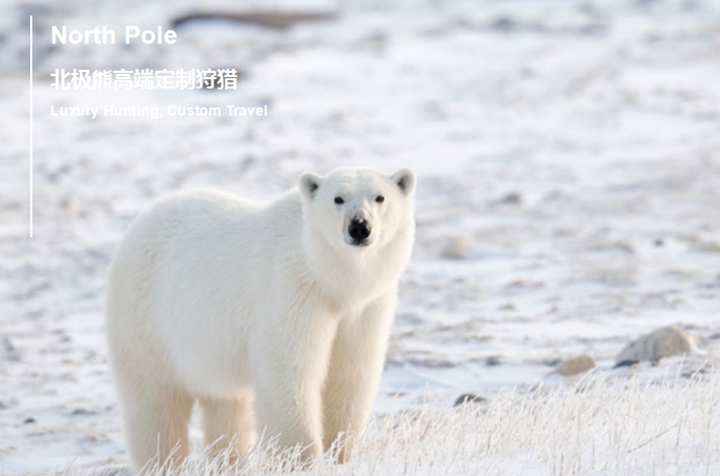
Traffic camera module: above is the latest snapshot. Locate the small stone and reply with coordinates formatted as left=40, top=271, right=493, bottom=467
left=499, top=192, right=522, bottom=205
left=1, top=337, right=20, bottom=361
left=441, top=234, right=474, bottom=259
left=23, top=417, right=36, bottom=424
left=555, top=354, right=596, bottom=376
left=613, top=359, right=639, bottom=369
left=454, top=393, right=487, bottom=407
left=616, top=325, right=696, bottom=364
left=689, top=236, right=720, bottom=253
left=491, top=17, right=516, bottom=31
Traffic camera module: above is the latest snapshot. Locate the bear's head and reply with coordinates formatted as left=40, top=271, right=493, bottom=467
left=299, top=168, right=416, bottom=255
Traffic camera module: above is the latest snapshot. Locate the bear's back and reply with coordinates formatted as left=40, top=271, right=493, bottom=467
left=106, top=189, right=307, bottom=395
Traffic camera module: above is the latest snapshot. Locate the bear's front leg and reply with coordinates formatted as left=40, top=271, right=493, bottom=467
left=322, top=291, right=397, bottom=462
left=253, top=306, right=339, bottom=463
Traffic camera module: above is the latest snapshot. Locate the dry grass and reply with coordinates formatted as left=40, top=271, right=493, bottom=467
left=88, top=369, right=719, bottom=476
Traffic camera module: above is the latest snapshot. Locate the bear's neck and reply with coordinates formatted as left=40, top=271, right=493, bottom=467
left=300, top=224, right=412, bottom=305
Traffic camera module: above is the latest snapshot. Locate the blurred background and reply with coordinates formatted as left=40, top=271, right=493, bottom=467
left=1, top=0, right=719, bottom=473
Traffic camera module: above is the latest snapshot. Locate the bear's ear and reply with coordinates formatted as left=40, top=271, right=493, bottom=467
left=391, top=169, right=416, bottom=196
left=299, top=172, right=323, bottom=200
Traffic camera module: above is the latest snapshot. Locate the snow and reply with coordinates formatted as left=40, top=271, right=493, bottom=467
left=1, top=0, right=719, bottom=473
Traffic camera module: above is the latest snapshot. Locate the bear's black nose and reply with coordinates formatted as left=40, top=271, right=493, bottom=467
left=348, top=218, right=371, bottom=243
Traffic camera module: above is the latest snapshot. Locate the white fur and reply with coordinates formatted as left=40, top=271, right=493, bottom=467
left=105, top=167, right=416, bottom=471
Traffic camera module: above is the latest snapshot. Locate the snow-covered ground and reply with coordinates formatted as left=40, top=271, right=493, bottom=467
left=1, top=0, right=719, bottom=473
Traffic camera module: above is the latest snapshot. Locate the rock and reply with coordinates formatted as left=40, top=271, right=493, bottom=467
left=441, top=234, right=474, bottom=259
left=454, top=393, right=487, bottom=407
left=616, top=325, right=696, bottom=364
left=554, top=354, right=596, bottom=376
left=171, top=11, right=336, bottom=30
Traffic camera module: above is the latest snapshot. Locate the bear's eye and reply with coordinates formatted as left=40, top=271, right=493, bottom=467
left=375, top=195, right=385, bottom=203
left=334, top=197, right=344, bottom=205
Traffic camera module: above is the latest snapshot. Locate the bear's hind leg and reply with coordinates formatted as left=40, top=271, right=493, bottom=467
left=120, top=380, right=193, bottom=474
left=200, top=395, right=256, bottom=463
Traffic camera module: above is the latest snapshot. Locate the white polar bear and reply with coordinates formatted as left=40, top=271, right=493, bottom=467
left=105, top=167, right=416, bottom=471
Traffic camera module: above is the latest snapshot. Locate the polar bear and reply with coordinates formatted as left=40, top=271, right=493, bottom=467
left=105, top=167, right=416, bottom=472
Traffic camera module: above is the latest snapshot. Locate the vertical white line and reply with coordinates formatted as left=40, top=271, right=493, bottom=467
left=29, top=15, right=33, bottom=238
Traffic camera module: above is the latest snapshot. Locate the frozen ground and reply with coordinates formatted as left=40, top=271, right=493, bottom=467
left=1, top=0, right=719, bottom=473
